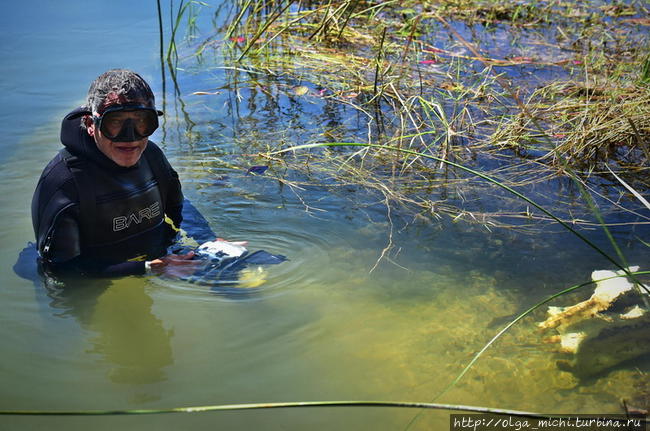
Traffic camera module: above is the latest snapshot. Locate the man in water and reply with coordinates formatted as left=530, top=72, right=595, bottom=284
left=31, top=69, right=200, bottom=278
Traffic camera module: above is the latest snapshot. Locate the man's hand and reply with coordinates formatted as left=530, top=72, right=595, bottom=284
left=148, top=251, right=205, bottom=278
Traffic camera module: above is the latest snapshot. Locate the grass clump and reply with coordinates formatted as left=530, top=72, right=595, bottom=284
left=173, top=0, right=650, bottom=228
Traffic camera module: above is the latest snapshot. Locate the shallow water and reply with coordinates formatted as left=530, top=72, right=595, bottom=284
left=1, top=2, right=649, bottom=430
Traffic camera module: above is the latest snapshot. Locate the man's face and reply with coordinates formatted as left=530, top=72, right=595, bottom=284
left=87, top=110, right=149, bottom=168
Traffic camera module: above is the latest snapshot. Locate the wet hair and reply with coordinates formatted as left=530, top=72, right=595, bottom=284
left=85, top=69, right=156, bottom=115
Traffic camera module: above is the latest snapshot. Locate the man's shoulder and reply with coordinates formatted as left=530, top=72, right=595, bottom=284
left=35, top=149, right=79, bottom=198
left=39, top=150, right=73, bottom=183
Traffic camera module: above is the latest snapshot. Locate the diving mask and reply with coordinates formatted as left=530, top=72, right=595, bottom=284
left=93, top=104, right=163, bottom=142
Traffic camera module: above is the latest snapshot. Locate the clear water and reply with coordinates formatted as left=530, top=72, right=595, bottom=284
left=1, top=2, right=649, bottom=430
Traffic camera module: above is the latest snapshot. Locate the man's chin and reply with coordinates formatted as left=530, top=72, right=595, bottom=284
left=112, top=142, right=146, bottom=167
left=112, top=150, right=143, bottom=167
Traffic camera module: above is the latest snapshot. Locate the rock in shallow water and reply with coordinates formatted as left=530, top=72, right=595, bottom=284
left=539, top=267, right=650, bottom=378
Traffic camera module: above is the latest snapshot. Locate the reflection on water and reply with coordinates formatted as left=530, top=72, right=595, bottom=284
left=86, top=283, right=173, bottom=387
left=41, top=276, right=173, bottom=395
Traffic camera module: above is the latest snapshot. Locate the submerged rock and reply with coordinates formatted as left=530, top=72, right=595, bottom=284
left=539, top=267, right=650, bottom=378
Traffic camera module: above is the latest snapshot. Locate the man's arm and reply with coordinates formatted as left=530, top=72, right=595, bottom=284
left=164, top=158, right=184, bottom=227
left=42, top=209, right=203, bottom=279
left=41, top=211, right=146, bottom=278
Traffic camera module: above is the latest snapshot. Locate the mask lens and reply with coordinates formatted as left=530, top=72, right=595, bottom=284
left=99, top=109, right=159, bottom=140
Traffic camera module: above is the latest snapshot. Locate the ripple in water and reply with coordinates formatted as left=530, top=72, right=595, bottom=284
left=152, top=155, right=366, bottom=300
left=150, top=214, right=350, bottom=301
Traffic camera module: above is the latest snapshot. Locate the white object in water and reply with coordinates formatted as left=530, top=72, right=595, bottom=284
left=196, top=240, right=247, bottom=260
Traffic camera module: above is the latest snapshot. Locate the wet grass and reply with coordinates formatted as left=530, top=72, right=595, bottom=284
left=155, top=0, right=650, bottom=262
left=188, top=0, right=650, bottom=228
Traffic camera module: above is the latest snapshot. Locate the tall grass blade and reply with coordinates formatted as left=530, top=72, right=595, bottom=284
left=606, top=165, right=650, bottom=210
left=372, top=26, right=387, bottom=100
left=226, top=0, right=254, bottom=40
left=157, top=0, right=167, bottom=107
left=336, top=0, right=360, bottom=39
left=2, top=400, right=646, bottom=423
left=237, top=0, right=295, bottom=62
left=166, top=0, right=192, bottom=65
left=308, top=0, right=335, bottom=41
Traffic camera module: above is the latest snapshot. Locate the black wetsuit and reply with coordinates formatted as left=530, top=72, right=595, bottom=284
left=31, top=107, right=184, bottom=277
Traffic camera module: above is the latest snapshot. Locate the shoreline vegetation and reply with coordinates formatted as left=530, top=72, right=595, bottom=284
left=160, top=0, right=650, bottom=278
left=167, top=0, right=650, bottom=231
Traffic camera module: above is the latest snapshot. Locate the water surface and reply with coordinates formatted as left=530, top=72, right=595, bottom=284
left=1, top=2, right=649, bottom=430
